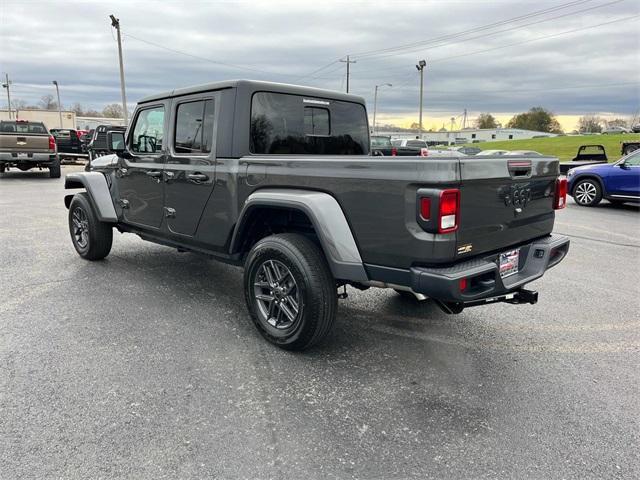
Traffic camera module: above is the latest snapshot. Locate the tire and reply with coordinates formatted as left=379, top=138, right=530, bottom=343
left=0, top=163, right=5, bottom=173
left=68, top=192, right=113, bottom=260
left=49, top=158, right=61, bottom=178
left=244, top=233, right=337, bottom=351
left=573, top=178, right=602, bottom=207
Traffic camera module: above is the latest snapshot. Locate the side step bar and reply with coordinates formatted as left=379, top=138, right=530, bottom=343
left=435, top=288, right=538, bottom=314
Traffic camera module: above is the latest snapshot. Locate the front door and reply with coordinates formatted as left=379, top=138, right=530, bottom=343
left=117, top=104, right=167, bottom=229
left=605, top=151, right=640, bottom=197
left=164, top=96, right=217, bottom=237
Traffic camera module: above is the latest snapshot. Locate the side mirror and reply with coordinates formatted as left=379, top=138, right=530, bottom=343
left=107, top=131, right=126, bottom=154
left=619, top=162, right=630, bottom=170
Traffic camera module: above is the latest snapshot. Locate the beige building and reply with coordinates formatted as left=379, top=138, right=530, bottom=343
left=0, top=109, right=76, bottom=129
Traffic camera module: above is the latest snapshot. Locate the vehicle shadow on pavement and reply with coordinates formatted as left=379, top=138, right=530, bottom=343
left=0, top=170, right=56, bottom=179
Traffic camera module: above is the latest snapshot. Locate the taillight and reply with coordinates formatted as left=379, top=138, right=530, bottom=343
left=554, top=177, right=567, bottom=209
left=438, top=189, right=459, bottom=233
left=391, top=147, right=398, bottom=156
left=420, top=198, right=431, bottom=220
left=48, top=135, right=56, bottom=150
left=420, top=147, right=429, bottom=157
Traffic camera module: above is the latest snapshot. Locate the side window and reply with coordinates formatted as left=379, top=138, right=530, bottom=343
left=304, top=107, right=330, bottom=136
left=131, top=106, right=165, bottom=154
left=624, top=151, right=640, bottom=166
left=174, top=99, right=215, bottom=154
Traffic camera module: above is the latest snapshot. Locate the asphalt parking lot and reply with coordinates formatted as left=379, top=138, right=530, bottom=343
left=1, top=166, right=639, bottom=479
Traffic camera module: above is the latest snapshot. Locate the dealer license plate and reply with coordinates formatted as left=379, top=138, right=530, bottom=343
left=499, top=249, right=520, bottom=278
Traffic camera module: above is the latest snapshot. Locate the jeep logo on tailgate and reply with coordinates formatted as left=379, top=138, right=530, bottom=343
left=503, top=184, right=532, bottom=213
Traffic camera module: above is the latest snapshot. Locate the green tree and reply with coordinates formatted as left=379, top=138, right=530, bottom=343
left=506, top=107, right=563, bottom=133
left=475, top=113, right=498, bottom=129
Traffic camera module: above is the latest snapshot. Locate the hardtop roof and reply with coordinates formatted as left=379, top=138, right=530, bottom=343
left=138, top=79, right=366, bottom=105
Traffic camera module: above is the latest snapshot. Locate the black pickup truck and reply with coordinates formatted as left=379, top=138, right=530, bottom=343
left=64, top=80, right=569, bottom=351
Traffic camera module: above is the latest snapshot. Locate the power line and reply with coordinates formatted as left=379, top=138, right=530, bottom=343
left=352, top=0, right=627, bottom=63
left=349, top=0, right=598, bottom=59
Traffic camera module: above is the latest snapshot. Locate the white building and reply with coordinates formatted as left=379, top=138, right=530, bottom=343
left=76, top=116, right=126, bottom=130
left=376, top=128, right=558, bottom=145
left=0, top=109, right=76, bottom=129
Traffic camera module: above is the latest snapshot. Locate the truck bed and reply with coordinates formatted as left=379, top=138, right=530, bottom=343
left=220, top=154, right=560, bottom=270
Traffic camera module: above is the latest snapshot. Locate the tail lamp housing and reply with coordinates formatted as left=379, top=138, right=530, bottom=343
left=48, top=135, right=56, bottom=150
left=391, top=147, right=398, bottom=156
left=554, top=177, right=567, bottom=209
left=417, top=188, right=460, bottom=234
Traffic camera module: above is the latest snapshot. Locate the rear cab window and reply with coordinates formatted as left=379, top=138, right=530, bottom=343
left=250, top=92, right=369, bottom=155
left=1, top=121, right=47, bottom=134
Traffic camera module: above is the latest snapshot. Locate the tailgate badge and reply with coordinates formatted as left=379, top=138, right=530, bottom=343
left=457, top=244, right=473, bottom=255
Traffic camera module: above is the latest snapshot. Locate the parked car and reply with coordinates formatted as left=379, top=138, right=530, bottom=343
left=602, top=126, right=631, bottom=134
left=476, top=149, right=509, bottom=156
left=49, top=128, right=84, bottom=156
left=567, top=150, right=640, bottom=206
left=370, top=135, right=419, bottom=156
left=504, top=150, right=543, bottom=157
left=449, top=146, right=481, bottom=155
left=64, top=79, right=569, bottom=351
left=422, top=148, right=467, bottom=157
left=0, top=120, right=60, bottom=177
left=559, top=145, right=608, bottom=174
left=632, top=124, right=640, bottom=133
left=621, top=141, right=640, bottom=156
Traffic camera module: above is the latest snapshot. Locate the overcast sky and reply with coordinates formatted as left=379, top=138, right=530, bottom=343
left=1, top=0, right=638, bottom=130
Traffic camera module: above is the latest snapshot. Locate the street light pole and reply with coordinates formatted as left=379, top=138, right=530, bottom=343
left=2, top=74, right=12, bottom=119
left=52, top=80, right=63, bottom=128
left=415, top=59, right=426, bottom=134
left=372, top=83, right=392, bottom=135
left=110, top=14, right=128, bottom=124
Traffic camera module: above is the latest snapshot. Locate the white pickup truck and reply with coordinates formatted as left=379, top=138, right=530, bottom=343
left=0, top=120, right=60, bottom=178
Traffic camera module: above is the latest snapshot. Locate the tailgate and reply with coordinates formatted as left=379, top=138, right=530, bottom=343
left=0, top=133, right=51, bottom=154
left=457, top=156, right=559, bottom=257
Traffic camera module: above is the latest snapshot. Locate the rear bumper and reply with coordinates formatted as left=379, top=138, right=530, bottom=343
left=0, top=152, right=57, bottom=163
left=409, top=234, right=569, bottom=302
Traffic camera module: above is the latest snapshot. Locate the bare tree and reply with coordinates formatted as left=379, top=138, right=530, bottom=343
left=606, top=118, right=628, bottom=128
left=38, top=94, right=58, bottom=111
left=577, top=115, right=603, bottom=133
left=102, top=103, right=124, bottom=118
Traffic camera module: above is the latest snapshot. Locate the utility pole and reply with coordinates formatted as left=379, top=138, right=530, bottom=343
left=415, top=60, right=426, bottom=133
left=340, top=56, right=356, bottom=93
left=52, top=80, right=63, bottom=128
left=110, top=14, right=128, bottom=124
left=2, top=74, right=12, bottom=119
left=462, top=108, right=467, bottom=130
left=372, top=83, right=392, bottom=135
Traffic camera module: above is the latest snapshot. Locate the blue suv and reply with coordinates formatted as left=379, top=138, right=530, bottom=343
left=567, top=150, right=640, bottom=207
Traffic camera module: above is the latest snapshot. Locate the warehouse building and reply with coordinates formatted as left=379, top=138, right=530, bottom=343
left=376, top=127, right=558, bottom=145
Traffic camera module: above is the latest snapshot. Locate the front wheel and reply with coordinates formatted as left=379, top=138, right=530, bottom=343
left=68, top=193, right=113, bottom=260
left=573, top=179, right=602, bottom=207
left=244, top=233, right=337, bottom=351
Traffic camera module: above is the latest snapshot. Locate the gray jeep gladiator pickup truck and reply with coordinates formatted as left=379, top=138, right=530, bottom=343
left=64, top=80, right=570, bottom=350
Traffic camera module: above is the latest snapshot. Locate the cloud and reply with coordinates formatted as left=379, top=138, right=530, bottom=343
left=1, top=0, right=638, bottom=125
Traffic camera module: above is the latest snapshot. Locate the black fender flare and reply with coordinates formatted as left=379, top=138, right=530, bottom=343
left=231, top=189, right=368, bottom=283
left=64, top=172, right=117, bottom=222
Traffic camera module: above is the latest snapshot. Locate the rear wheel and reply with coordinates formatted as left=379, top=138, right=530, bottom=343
left=0, top=164, right=5, bottom=173
left=68, top=193, right=113, bottom=260
left=573, top=179, right=602, bottom=207
left=49, top=158, right=61, bottom=178
left=244, top=233, right=337, bottom=351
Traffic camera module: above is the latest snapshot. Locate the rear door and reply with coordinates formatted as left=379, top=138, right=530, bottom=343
left=117, top=103, right=167, bottom=229
left=164, top=94, right=218, bottom=237
left=456, top=156, right=558, bottom=257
